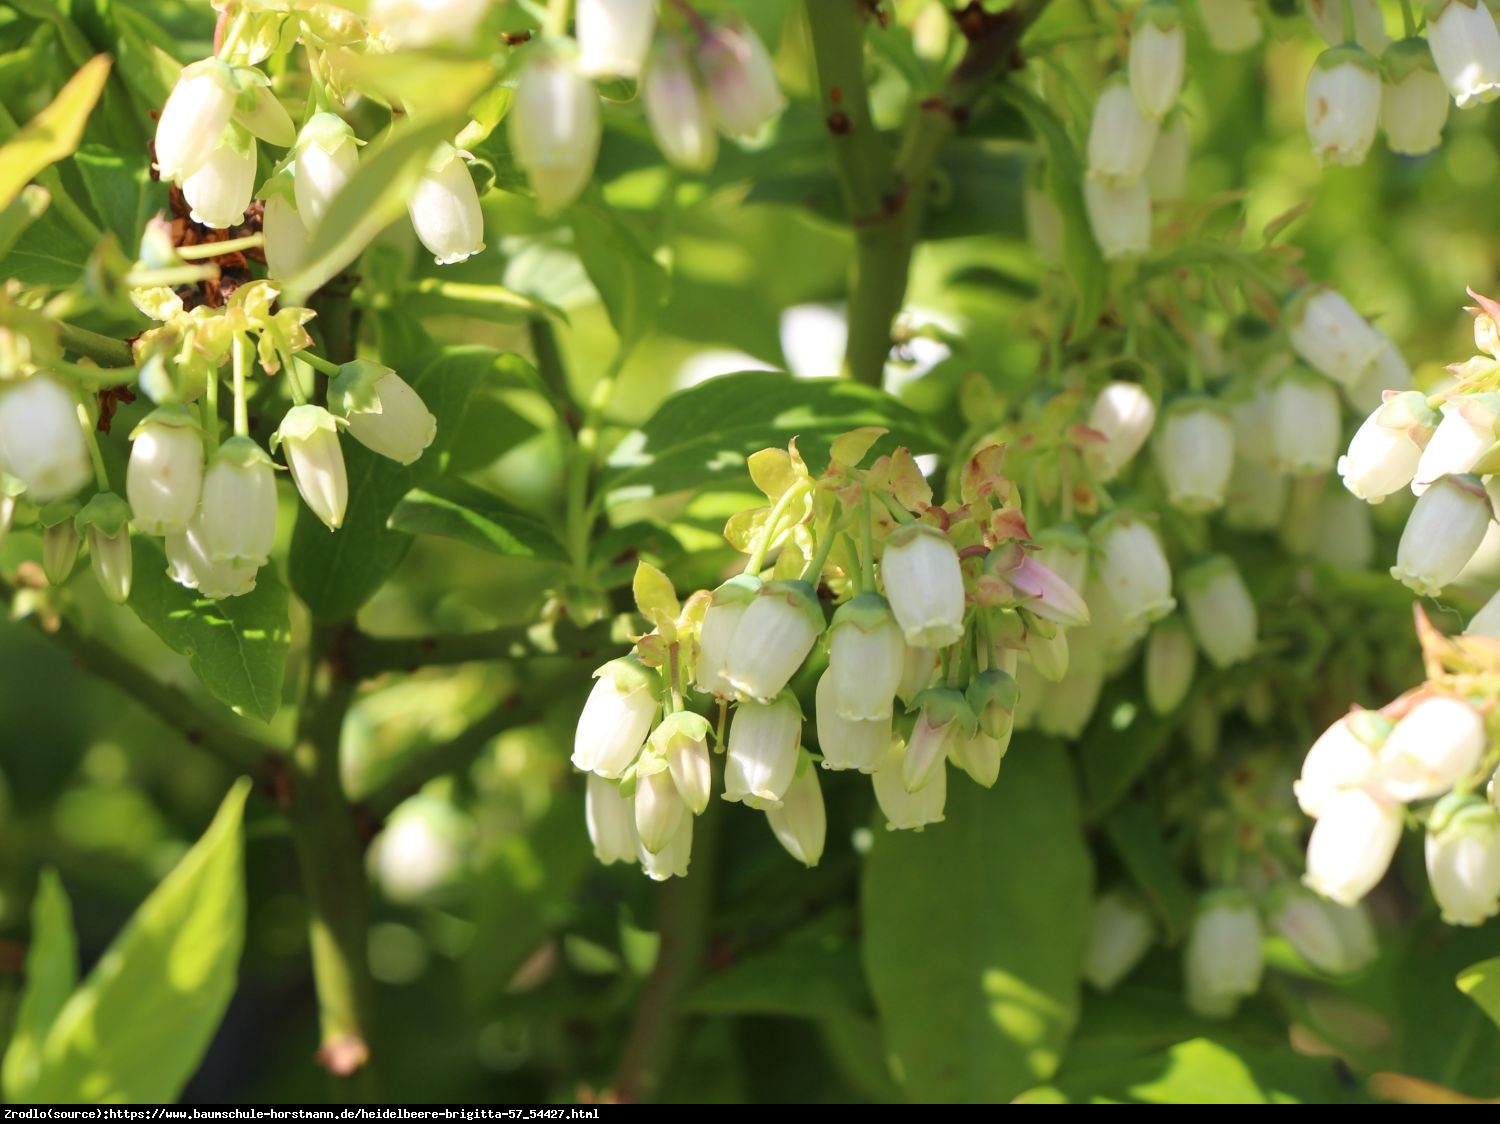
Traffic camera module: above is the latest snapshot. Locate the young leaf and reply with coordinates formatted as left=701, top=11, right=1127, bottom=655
left=388, top=479, right=567, bottom=562
left=1457, top=958, right=1500, bottom=1030
left=0, top=55, right=112, bottom=209
left=1, top=870, right=78, bottom=1103
left=632, top=560, right=680, bottom=634
left=569, top=194, right=669, bottom=353
left=22, top=781, right=251, bottom=1104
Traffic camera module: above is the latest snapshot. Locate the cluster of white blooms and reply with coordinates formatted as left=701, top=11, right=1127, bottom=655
left=574, top=434, right=1092, bottom=878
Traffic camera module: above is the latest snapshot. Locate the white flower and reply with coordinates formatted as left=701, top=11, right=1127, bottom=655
left=1185, top=891, right=1264, bottom=1018
left=0, top=376, right=90, bottom=502
left=1307, top=0, right=1390, bottom=53
left=1466, top=590, right=1500, bottom=638
left=1196, top=0, right=1262, bottom=52
left=293, top=113, right=359, bottom=230
left=1085, top=381, right=1157, bottom=482
left=650, top=711, right=713, bottom=815
left=766, top=759, right=826, bottom=866
left=895, top=643, right=940, bottom=708
left=724, top=579, right=824, bottom=704
left=585, top=774, right=638, bottom=865
left=1344, top=336, right=1413, bottom=414
left=1304, top=787, right=1404, bottom=904
left=1295, top=710, right=1389, bottom=817
left=1088, top=79, right=1160, bottom=187
left=1267, top=886, right=1377, bottom=975
left=902, top=688, right=968, bottom=792
left=642, top=33, right=717, bottom=172
left=639, top=812, right=693, bottom=881
left=368, top=0, right=491, bottom=49
left=577, top=0, right=656, bottom=79
left=1306, top=46, right=1382, bottom=165
left=1152, top=398, right=1235, bottom=513
left=695, top=574, right=761, bottom=697
left=1286, top=286, right=1385, bottom=388
left=634, top=757, right=687, bottom=855
left=1130, top=5, right=1186, bottom=120
left=509, top=50, right=601, bottom=215
left=1181, top=556, right=1257, bottom=669
left=1412, top=395, right=1500, bottom=495
left=873, top=736, right=947, bottom=831
left=814, top=671, right=889, bottom=773
left=696, top=16, right=786, bottom=138
left=1027, top=624, right=1070, bottom=683
left=1084, top=892, right=1155, bottom=991
left=1426, top=0, right=1500, bottom=108
left=1145, top=615, right=1196, bottom=714
left=881, top=522, right=966, bottom=648
left=1146, top=112, right=1190, bottom=202
left=572, top=656, right=657, bottom=778
left=199, top=437, right=277, bottom=566
left=1425, top=798, right=1500, bottom=926
left=182, top=131, right=256, bottom=229
left=165, top=512, right=259, bottom=599
left=329, top=362, right=437, bottom=466
left=1338, top=390, right=1437, bottom=502
left=1381, top=40, right=1450, bottom=155
left=1094, top=515, right=1176, bottom=627
left=272, top=405, right=347, bottom=532
left=261, top=192, right=310, bottom=281
left=724, top=693, right=802, bottom=809
left=153, top=60, right=237, bottom=182
left=1084, top=178, right=1151, bottom=260
left=408, top=143, right=485, bottom=266
left=1391, top=472, right=1492, bottom=596
left=1375, top=696, right=1486, bottom=802
left=1270, top=369, right=1343, bottom=476
left=826, top=593, right=906, bottom=720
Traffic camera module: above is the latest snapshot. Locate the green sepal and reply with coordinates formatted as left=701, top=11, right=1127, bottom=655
left=270, top=404, right=342, bottom=454
left=211, top=435, right=276, bottom=471
left=966, top=669, right=1020, bottom=739
left=828, top=592, right=896, bottom=635
left=649, top=710, right=712, bottom=753
left=758, top=579, right=826, bottom=635
left=328, top=360, right=394, bottom=419
left=129, top=403, right=201, bottom=441
left=74, top=492, right=131, bottom=536
left=37, top=498, right=81, bottom=530
left=1383, top=37, right=1441, bottom=81
left=1313, top=44, right=1380, bottom=74
left=593, top=653, right=660, bottom=700
left=1134, top=0, right=1184, bottom=31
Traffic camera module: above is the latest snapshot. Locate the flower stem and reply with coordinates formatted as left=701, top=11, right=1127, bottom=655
left=177, top=233, right=265, bottom=260
left=1399, top=0, right=1418, bottom=36
left=203, top=367, right=221, bottom=454
left=301, top=351, right=342, bottom=377
left=744, top=483, right=806, bottom=576
left=76, top=401, right=110, bottom=491
left=232, top=335, right=251, bottom=438
left=1340, top=0, right=1355, bottom=43
left=800, top=521, right=840, bottom=585
left=860, top=486, right=877, bottom=593
left=544, top=0, right=572, bottom=37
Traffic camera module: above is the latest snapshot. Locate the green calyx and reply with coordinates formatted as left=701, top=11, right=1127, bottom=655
left=912, top=686, right=976, bottom=737
left=710, top=572, right=763, bottom=608
left=594, top=653, right=659, bottom=699
left=130, top=403, right=202, bottom=440
left=1428, top=790, right=1497, bottom=835
left=271, top=404, right=342, bottom=453
left=38, top=498, right=80, bottom=530
left=1345, top=709, right=1395, bottom=749
left=1383, top=37, right=1441, bottom=81
left=828, top=592, right=896, bottom=635
left=212, top=435, right=276, bottom=471
left=759, top=579, right=826, bottom=634
left=1161, top=393, right=1231, bottom=421
left=1179, top=553, right=1239, bottom=593
left=1313, top=44, right=1380, bottom=74
left=328, top=360, right=395, bottom=419
left=74, top=492, right=131, bottom=536
left=966, top=669, right=1019, bottom=739
left=293, top=111, right=362, bottom=155
left=649, top=710, right=712, bottom=753
left=886, top=519, right=951, bottom=552
left=1134, top=0, right=1184, bottom=32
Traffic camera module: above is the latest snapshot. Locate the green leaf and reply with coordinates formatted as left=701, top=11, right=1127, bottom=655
left=290, top=347, right=498, bottom=620
left=22, top=781, right=250, bottom=1104
left=686, top=939, right=873, bottom=1020
left=0, top=54, right=111, bottom=209
left=4, top=210, right=92, bottom=284
left=1079, top=686, right=1174, bottom=818
left=569, top=194, right=669, bottom=352
left=1458, top=958, right=1500, bottom=1029
left=2, top=870, right=77, bottom=1102
left=73, top=143, right=162, bottom=247
left=1101, top=801, right=1196, bottom=942
left=602, top=371, right=938, bottom=506
left=128, top=539, right=292, bottom=722
left=1016, top=1037, right=1363, bottom=1104
left=388, top=479, right=567, bottom=563
left=0, top=184, right=50, bottom=260
left=861, top=740, right=1093, bottom=1103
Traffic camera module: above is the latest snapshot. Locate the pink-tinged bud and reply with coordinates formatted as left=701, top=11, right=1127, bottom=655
left=1152, top=397, right=1235, bottom=513
left=1412, top=395, right=1500, bottom=495
left=1180, top=555, right=1258, bottom=669
left=766, top=756, right=826, bottom=866
left=1339, top=390, right=1437, bottom=502
left=642, top=34, right=717, bottom=172
left=153, top=61, right=237, bottom=182
left=1185, top=890, right=1264, bottom=1018
left=1088, top=78, right=1159, bottom=187
left=1391, top=472, right=1492, bottom=596
left=1285, top=286, right=1384, bottom=388
left=1308, top=0, right=1390, bottom=53
left=724, top=579, right=824, bottom=704
left=1146, top=112, right=1190, bottom=202
left=293, top=113, right=359, bottom=230
left=1269, top=368, right=1343, bottom=476
left=0, top=376, right=91, bottom=502
left=272, top=405, right=347, bottom=531
left=1085, top=381, right=1157, bottom=482
left=407, top=144, right=486, bottom=266
left=1304, top=787, right=1403, bottom=904
left=873, top=735, right=947, bottom=831
left=509, top=49, right=601, bottom=215
left=650, top=710, right=713, bottom=815
left=1094, top=514, right=1176, bottom=627
left=1083, top=178, right=1151, bottom=260
left=577, top=0, right=656, bottom=79
left=902, top=687, right=970, bottom=791
left=1375, top=696, right=1486, bottom=802
left=1305, top=46, right=1382, bottom=166
left=696, top=574, right=761, bottom=697
left=638, top=812, right=693, bottom=881
left=1425, top=795, right=1500, bottom=925
left=182, top=130, right=256, bottom=229
left=1004, top=554, right=1091, bottom=629
left=1381, top=39, right=1450, bottom=154
left=1466, top=590, right=1500, bottom=638
left=695, top=17, right=786, bottom=138
left=724, top=692, right=802, bottom=809
left=1196, top=0, right=1262, bottom=52
left=200, top=437, right=277, bottom=567
left=1295, top=710, right=1390, bottom=817
left=1084, top=891, right=1155, bottom=991
left=165, top=513, right=259, bottom=599
left=634, top=755, right=687, bottom=855
left=1266, top=885, right=1377, bottom=975
left=1144, top=615, right=1196, bottom=715
left=815, top=671, right=889, bottom=773
left=573, top=656, right=657, bottom=778
left=827, top=593, right=906, bottom=720
left=585, top=773, right=639, bottom=865
left=881, top=522, right=966, bottom=648
left=1426, top=0, right=1500, bottom=108
left=1130, top=4, right=1186, bottom=120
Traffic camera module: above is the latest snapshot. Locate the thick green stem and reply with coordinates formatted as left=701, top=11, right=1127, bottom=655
left=59, top=323, right=134, bottom=367
left=345, top=617, right=615, bottom=678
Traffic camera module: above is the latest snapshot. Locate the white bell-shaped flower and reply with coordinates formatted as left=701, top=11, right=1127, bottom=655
left=1338, top=390, right=1437, bottom=502
left=200, top=436, right=277, bottom=567
left=723, top=579, right=824, bottom=704
left=1083, top=178, right=1150, bottom=260
left=1269, top=368, right=1343, bottom=476
left=577, top=0, right=656, bottom=79
left=1295, top=710, right=1390, bottom=817
left=696, top=16, right=787, bottom=138
left=873, top=735, right=947, bottom=831
left=1412, top=394, right=1500, bottom=495
left=826, top=593, right=906, bottom=721
left=633, top=756, right=687, bottom=856
left=766, top=757, right=826, bottom=867
left=408, top=143, right=486, bottom=265
left=1144, top=614, right=1196, bottom=714
left=1381, top=39, right=1451, bottom=154
left=724, top=692, right=802, bottom=809
left=902, top=688, right=970, bottom=792
left=1375, top=695, right=1486, bottom=802
left=0, top=375, right=91, bottom=502
left=261, top=191, right=310, bottom=281
left=639, top=812, right=693, bottom=881
left=1130, top=4, right=1186, bottom=121
left=1087, top=78, right=1160, bottom=187
left=1465, top=590, right=1500, bottom=638
left=165, top=512, right=260, bottom=599
left=1304, top=786, right=1404, bottom=904
left=368, top=0, right=492, bottom=48
left=695, top=574, right=761, bottom=698
left=1085, top=380, right=1157, bottom=482
left=585, top=773, right=639, bottom=865
left=329, top=361, right=437, bottom=466
left=293, top=113, right=360, bottom=230
left=642, top=33, right=717, bottom=172
left=1084, top=891, right=1155, bottom=991
left=1391, top=472, right=1491, bottom=596
left=1267, top=885, right=1377, bottom=975
left=77, top=493, right=133, bottom=605
left=1151, top=397, right=1235, bottom=513
left=815, top=671, right=889, bottom=773
left=182, top=129, right=257, bottom=229
left=1425, top=797, right=1500, bottom=925
left=650, top=711, right=713, bottom=816
left=1196, top=0, right=1262, bottom=52
left=1426, top=0, right=1500, bottom=108
left=1094, top=515, right=1176, bottom=628
left=1305, top=45, right=1382, bottom=166
left=572, top=655, right=657, bottom=778
left=273, top=405, right=347, bottom=531
left=1306, top=0, right=1389, bottom=53
left=881, top=522, right=966, bottom=648
left=509, top=48, right=602, bottom=215
left=1286, top=286, right=1385, bottom=388
left=153, top=60, right=238, bottom=182
left=1185, top=891, right=1264, bottom=1018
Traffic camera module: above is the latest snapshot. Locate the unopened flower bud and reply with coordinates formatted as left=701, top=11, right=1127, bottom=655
left=696, top=17, right=786, bottom=138
left=1185, top=890, right=1264, bottom=1018
left=76, top=493, right=133, bottom=604
left=586, top=773, right=639, bottom=865
left=634, top=755, right=687, bottom=855
left=1180, top=555, right=1258, bottom=669
left=408, top=143, right=486, bottom=265
left=329, top=361, right=437, bottom=466
left=272, top=405, right=347, bottom=531
left=766, top=756, right=826, bottom=866
left=639, top=812, right=693, bottom=881
left=261, top=191, right=310, bottom=281
left=1267, top=885, right=1377, bottom=975
left=1088, top=78, right=1159, bottom=187
left=1425, top=795, right=1500, bottom=925
left=1145, top=615, right=1196, bottom=714
left=165, top=513, right=259, bottom=599
left=41, top=504, right=80, bottom=585
left=903, top=688, right=971, bottom=792
left=966, top=668, right=1019, bottom=744
left=1391, top=472, right=1491, bottom=596
left=695, top=574, right=761, bottom=698
left=509, top=49, right=601, bottom=215
left=200, top=437, right=277, bottom=567
left=949, top=730, right=1007, bottom=788
left=1036, top=637, right=1106, bottom=739
left=127, top=406, right=203, bottom=536
left=1270, top=368, right=1343, bottom=476
left=1027, top=623, right=1070, bottom=683
left=1307, top=0, right=1389, bottom=52
left=1146, top=112, right=1190, bottom=202
left=1305, top=46, right=1381, bottom=166
left=1285, top=286, right=1384, bottom=388
left=0, top=375, right=90, bottom=502
left=1426, top=0, right=1500, bottom=108
left=1196, top=0, right=1262, bottom=52
left=724, top=579, right=823, bottom=703
left=815, top=671, right=889, bottom=773
left=1296, top=710, right=1390, bottom=817
left=182, top=130, right=256, bottom=229
left=1094, top=514, right=1176, bottom=627
left=724, top=692, right=802, bottom=809
left=1466, top=590, right=1500, bottom=638
left=1412, top=395, right=1500, bottom=495
left=1152, top=397, right=1236, bottom=513
left=881, top=522, right=966, bottom=648
left=154, top=60, right=237, bottom=182
left=577, top=0, right=656, bottom=79
left=1304, top=787, right=1403, bottom=904
left=572, top=655, right=657, bottom=778
left=1002, top=552, right=1091, bottom=629
left=895, top=643, right=940, bottom=707
left=1085, top=381, right=1156, bottom=481
left=873, top=735, right=947, bottom=831
left=642, top=33, right=717, bottom=171
left=650, top=710, right=712, bottom=815
left=1375, top=695, right=1486, bottom=802
left=294, top=113, right=360, bottom=229
left=827, top=593, right=906, bottom=721
left=1130, top=3, right=1186, bottom=121
left=1339, top=390, right=1437, bottom=502
left=1084, top=891, right=1155, bottom=991
left=1381, top=38, right=1450, bottom=154
left=1083, top=178, right=1151, bottom=260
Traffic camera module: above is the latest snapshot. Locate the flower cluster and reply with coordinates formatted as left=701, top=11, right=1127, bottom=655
left=573, top=431, right=1089, bottom=878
